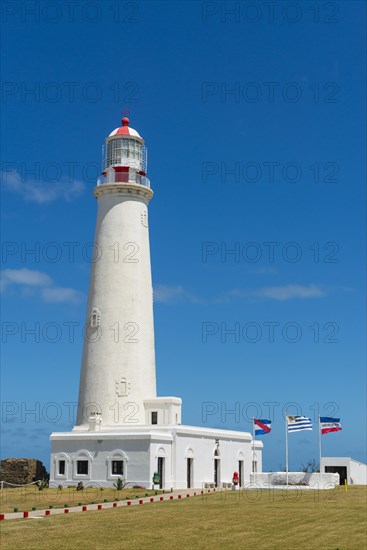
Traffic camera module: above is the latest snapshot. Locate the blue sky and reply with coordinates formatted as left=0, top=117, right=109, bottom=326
left=1, top=1, right=366, bottom=472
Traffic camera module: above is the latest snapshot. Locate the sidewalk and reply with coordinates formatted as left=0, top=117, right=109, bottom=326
left=0, top=486, right=222, bottom=521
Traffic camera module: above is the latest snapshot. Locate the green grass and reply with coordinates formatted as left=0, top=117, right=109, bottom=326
left=0, top=486, right=159, bottom=513
left=1, top=486, right=366, bottom=549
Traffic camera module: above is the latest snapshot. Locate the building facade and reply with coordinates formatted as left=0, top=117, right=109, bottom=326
left=321, top=457, right=367, bottom=485
left=50, top=117, right=262, bottom=488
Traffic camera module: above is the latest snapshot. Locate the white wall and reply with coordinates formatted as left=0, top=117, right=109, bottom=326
left=321, top=457, right=367, bottom=485
left=76, top=185, right=157, bottom=429
left=172, top=433, right=260, bottom=489
left=51, top=437, right=153, bottom=488
left=50, top=426, right=262, bottom=489
left=350, top=459, right=367, bottom=485
left=251, top=472, right=339, bottom=488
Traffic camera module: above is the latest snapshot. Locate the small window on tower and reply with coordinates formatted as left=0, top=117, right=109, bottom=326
left=90, top=308, right=101, bottom=328
left=151, top=412, right=158, bottom=425
left=58, top=460, right=65, bottom=475
left=141, top=211, right=148, bottom=227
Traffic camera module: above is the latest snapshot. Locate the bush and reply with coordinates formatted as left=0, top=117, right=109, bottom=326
left=76, top=481, right=84, bottom=491
left=37, top=479, right=48, bottom=491
left=113, top=477, right=125, bottom=491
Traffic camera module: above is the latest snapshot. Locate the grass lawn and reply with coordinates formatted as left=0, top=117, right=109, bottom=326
left=0, top=486, right=161, bottom=513
left=1, top=486, right=366, bottom=549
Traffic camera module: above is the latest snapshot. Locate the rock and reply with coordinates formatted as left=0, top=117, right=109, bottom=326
left=0, top=458, right=49, bottom=485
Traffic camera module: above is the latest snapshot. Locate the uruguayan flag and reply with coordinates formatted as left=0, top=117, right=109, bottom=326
left=287, top=415, right=312, bottom=432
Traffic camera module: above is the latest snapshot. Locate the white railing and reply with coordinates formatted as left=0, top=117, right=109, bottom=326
left=97, top=173, right=150, bottom=188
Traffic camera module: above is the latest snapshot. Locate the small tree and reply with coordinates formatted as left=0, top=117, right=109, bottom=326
left=113, top=477, right=126, bottom=490
left=301, top=459, right=319, bottom=473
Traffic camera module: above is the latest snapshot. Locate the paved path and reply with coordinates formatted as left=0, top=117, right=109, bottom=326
left=0, top=487, right=224, bottom=521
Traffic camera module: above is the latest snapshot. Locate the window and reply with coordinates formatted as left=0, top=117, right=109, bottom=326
left=151, top=411, right=158, bottom=425
left=77, top=460, right=89, bottom=475
left=106, top=138, right=143, bottom=167
left=252, top=461, right=257, bottom=473
left=112, top=460, right=124, bottom=476
left=58, top=460, right=65, bottom=475
left=90, top=307, right=101, bottom=328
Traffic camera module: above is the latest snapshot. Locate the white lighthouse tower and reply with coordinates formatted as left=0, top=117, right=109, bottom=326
left=50, top=116, right=262, bottom=489
left=75, top=116, right=157, bottom=429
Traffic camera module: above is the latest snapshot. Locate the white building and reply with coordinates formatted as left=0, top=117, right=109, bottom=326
left=50, top=117, right=262, bottom=489
left=321, top=457, right=367, bottom=485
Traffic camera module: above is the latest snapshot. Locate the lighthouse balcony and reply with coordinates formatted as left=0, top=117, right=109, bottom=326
left=97, top=171, right=150, bottom=188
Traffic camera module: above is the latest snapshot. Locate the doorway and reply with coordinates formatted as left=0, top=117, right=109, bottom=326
left=187, top=458, right=193, bottom=488
left=214, top=458, right=220, bottom=487
left=214, top=447, right=220, bottom=487
left=238, top=460, right=244, bottom=487
left=325, top=465, right=347, bottom=485
left=157, top=457, right=165, bottom=489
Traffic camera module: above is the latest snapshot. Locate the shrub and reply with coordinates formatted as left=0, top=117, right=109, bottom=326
left=76, top=481, right=84, bottom=491
left=113, top=477, right=125, bottom=491
left=37, top=479, right=48, bottom=491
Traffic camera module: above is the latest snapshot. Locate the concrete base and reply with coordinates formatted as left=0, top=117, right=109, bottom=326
left=250, top=472, right=340, bottom=488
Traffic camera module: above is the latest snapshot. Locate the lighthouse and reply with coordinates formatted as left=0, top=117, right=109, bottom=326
left=75, top=117, right=157, bottom=429
left=50, top=116, right=262, bottom=489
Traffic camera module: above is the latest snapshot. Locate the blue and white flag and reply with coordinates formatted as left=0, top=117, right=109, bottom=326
left=287, top=415, right=312, bottom=432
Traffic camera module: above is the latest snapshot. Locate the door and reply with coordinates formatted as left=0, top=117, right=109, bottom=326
left=325, top=465, right=347, bottom=485
left=214, top=459, right=220, bottom=487
left=157, top=457, right=165, bottom=489
left=238, top=460, right=244, bottom=487
left=187, top=458, right=193, bottom=489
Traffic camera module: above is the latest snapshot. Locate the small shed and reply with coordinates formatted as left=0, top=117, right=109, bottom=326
left=321, top=457, right=367, bottom=485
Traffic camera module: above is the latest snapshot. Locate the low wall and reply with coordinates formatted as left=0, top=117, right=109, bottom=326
left=250, top=472, right=339, bottom=488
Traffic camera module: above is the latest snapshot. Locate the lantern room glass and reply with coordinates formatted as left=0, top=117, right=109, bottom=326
left=106, top=138, right=143, bottom=168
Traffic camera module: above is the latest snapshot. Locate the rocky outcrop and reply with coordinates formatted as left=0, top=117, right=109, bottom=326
left=0, top=458, right=49, bottom=485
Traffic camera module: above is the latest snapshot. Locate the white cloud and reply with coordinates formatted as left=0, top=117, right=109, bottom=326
left=253, top=284, right=325, bottom=300
left=154, top=283, right=327, bottom=304
left=41, top=286, right=83, bottom=304
left=1, top=171, right=85, bottom=204
left=224, top=284, right=325, bottom=301
left=154, top=284, right=202, bottom=304
left=1, top=268, right=52, bottom=287
left=1, top=268, right=83, bottom=305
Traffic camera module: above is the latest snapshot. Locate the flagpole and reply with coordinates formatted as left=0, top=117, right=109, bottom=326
left=285, top=415, right=289, bottom=487
left=318, top=416, right=322, bottom=489
left=252, top=418, right=255, bottom=483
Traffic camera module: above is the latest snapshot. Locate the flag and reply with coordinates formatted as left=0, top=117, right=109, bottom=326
left=320, top=417, right=342, bottom=435
left=254, top=418, right=271, bottom=435
left=287, top=415, right=312, bottom=432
